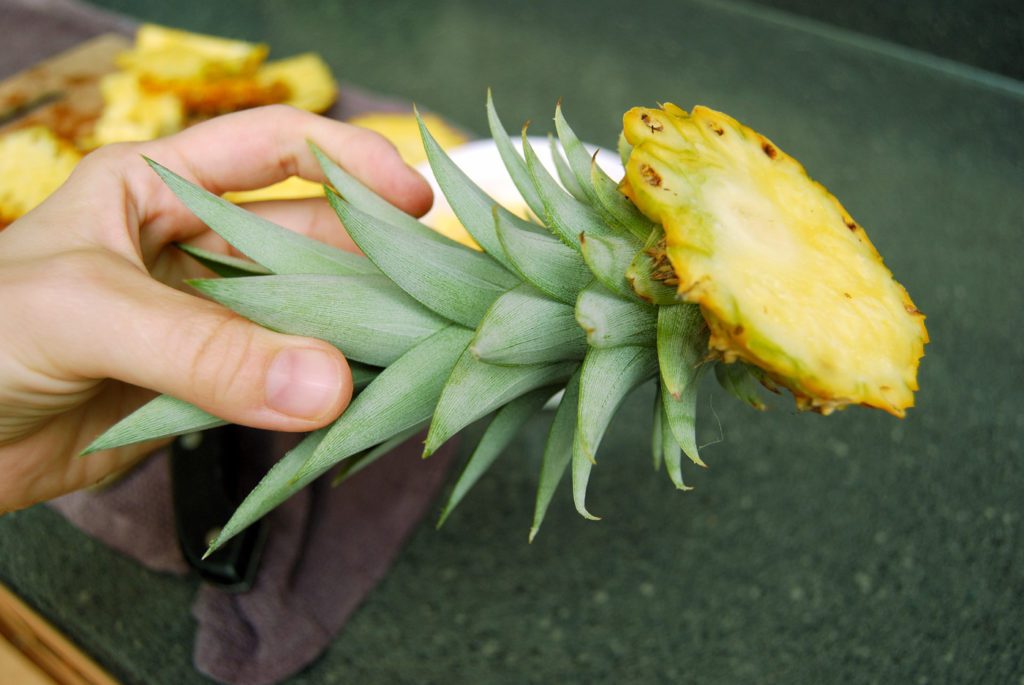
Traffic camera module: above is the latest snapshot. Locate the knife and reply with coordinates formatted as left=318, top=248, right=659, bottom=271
left=170, top=425, right=266, bottom=592
left=0, top=90, right=64, bottom=128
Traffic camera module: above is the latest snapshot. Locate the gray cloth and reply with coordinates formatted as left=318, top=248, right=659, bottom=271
left=4, top=2, right=457, bottom=683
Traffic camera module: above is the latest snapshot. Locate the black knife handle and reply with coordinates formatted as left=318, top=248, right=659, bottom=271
left=170, top=425, right=266, bottom=592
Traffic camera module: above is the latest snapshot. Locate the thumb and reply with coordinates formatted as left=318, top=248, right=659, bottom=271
left=50, top=255, right=353, bottom=431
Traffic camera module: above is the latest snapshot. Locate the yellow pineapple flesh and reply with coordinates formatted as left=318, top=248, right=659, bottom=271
left=115, top=24, right=269, bottom=82
left=347, top=111, right=469, bottom=167
left=620, top=104, right=927, bottom=416
left=0, top=126, right=81, bottom=226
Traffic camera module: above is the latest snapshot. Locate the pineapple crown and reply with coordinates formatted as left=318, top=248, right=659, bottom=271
left=84, top=92, right=924, bottom=552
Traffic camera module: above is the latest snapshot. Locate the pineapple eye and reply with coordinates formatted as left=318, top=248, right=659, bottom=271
left=639, top=163, right=663, bottom=187
left=640, top=112, right=664, bottom=133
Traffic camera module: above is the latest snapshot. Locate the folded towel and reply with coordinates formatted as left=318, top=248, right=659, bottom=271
left=52, top=431, right=455, bottom=685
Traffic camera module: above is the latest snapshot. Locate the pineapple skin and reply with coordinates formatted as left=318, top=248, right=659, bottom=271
left=619, top=104, right=927, bottom=417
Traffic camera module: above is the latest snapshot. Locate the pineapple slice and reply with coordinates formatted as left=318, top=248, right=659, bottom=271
left=255, top=54, right=337, bottom=113
left=4, top=26, right=341, bottom=220
left=88, top=71, right=185, bottom=147
left=116, top=24, right=268, bottom=81
left=115, top=24, right=336, bottom=117
left=620, top=104, right=927, bottom=416
left=0, top=126, right=81, bottom=225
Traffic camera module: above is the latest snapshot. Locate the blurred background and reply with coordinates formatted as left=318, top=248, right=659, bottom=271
left=82, top=0, right=1024, bottom=80
left=752, top=0, right=1022, bottom=80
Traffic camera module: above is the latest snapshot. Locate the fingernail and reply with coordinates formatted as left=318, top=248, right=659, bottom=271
left=266, top=348, right=343, bottom=419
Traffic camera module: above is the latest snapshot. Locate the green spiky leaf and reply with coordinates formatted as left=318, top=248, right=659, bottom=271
left=579, top=230, right=645, bottom=300
left=656, top=384, right=694, bottom=491
left=715, top=361, right=770, bottom=410
left=327, top=189, right=519, bottom=328
left=295, top=325, right=474, bottom=483
left=207, top=427, right=327, bottom=554
left=657, top=303, right=708, bottom=399
left=176, top=243, right=272, bottom=278
left=575, top=344, right=660, bottom=463
left=572, top=345, right=659, bottom=518
left=310, top=142, right=461, bottom=248
left=470, top=282, right=587, bottom=365
left=82, top=394, right=225, bottom=455
left=530, top=369, right=582, bottom=541
left=189, top=273, right=446, bottom=367
left=575, top=280, right=657, bottom=348
left=657, top=304, right=710, bottom=467
left=494, top=208, right=591, bottom=304
left=552, top=102, right=637, bottom=237
left=590, top=158, right=656, bottom=241
left=438, top=387, right=554, bottom=527
left=548, top=133, right=589, bottom=204
left=331, top=421, right=430, bottom=486
left=424, top=349, right=578, bottom=457
left=521, top=133, right=611, bottom=250
left=552, top=103, right=603, bottom=206
left=417, top=109, right=517, bottom=269
left=486, top=90, right=545, bottom=221
left=148, top=159, right=375, bottom=276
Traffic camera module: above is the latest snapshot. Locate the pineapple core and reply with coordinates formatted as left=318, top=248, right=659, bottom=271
left=620, top=104, right=927, bottom=416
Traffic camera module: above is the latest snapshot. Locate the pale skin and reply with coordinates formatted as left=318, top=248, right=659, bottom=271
left=0, top=105, right=434, bottom=513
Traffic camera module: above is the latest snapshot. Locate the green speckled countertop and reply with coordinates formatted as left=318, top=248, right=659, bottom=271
left=2, top=1, right=1022, bottom=683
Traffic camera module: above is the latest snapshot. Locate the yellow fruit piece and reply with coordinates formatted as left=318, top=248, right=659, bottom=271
left=620, top=104, right=927, bottom=417
left=422, top=210, right=480, bottom=250
left=117, top=24, right=268, bottom=81
left=116, top=25, right=316, bottom=117
left=0, top=126, right=81, bottom=225
left=348, top=112, right=468, bottom=167
left=256, top=54, right=338, bottom=113
left=222, top=176, right=325, bottom=203
left=88, top=71, right=184, bottom=147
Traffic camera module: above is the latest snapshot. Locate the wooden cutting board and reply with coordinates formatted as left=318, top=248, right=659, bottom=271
left=0, top=33, right=128, bottom=140
left=0, top=581, right=120, bottom=684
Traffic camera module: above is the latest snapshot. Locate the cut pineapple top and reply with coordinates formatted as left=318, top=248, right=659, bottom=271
left=620, top=104, right=927, bottom=416
left=84, top=94, right=932, bottom=543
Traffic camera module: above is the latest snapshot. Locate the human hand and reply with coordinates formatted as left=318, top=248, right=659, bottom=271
left=0, top=105, right=433, bottom=513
